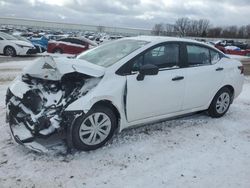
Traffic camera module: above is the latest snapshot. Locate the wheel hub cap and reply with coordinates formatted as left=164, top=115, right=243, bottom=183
left=216, top=92, right=230, bottom=114
left=6, top=48, right=14, bottom=56
left=79, top=112, right=112, bottom=145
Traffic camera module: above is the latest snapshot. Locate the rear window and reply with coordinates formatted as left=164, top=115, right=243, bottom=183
left=186, top=44, right=221, bottom=66
left=187, top=45, right=210, bottom=66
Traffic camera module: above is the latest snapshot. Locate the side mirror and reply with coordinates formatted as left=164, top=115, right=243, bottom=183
left=137, top=64, right=159, bottom=81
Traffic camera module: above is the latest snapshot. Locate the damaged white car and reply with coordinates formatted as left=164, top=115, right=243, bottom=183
left=6, top=36, right=244, bottom=152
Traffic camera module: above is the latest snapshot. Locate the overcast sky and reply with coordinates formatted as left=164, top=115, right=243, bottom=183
left=0, top=0, right=250, bottom=29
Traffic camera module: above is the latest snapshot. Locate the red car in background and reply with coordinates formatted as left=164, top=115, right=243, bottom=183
left=47, top=37, right=97, bottom=54
left=215, top=45, right=250, bottom=56
left=214, top=40, right=250, bottom=57
left=224, top=49, right=250, bottom=56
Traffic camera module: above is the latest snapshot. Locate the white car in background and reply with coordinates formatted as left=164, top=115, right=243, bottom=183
left=6, top=36, right=244, bottom=152
left=0, top=32, right=35, bottom=56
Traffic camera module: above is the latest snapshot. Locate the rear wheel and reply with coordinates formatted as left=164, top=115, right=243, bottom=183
left=4, top=46, right=16, bottom=57
left=72, top=106, right=117, bottom=151
left=208, top=87, right=232, bottom=118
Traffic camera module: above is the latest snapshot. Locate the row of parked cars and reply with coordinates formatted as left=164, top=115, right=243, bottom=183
left=2, top=30, right=250, bottom=58
left=0, top=31, right=118, bottom=56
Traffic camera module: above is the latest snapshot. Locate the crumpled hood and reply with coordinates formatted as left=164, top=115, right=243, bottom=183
left=12, top=40, right=34, bottom=48
left=23, top=56, right=105, bottom=80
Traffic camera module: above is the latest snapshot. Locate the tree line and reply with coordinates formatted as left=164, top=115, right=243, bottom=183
left=152, top=17, right=250, bottom=39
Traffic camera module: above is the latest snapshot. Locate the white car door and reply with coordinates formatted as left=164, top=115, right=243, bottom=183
left=125, top=43, right=186, bottom=122
left=182, top=44, right=225, bottom=110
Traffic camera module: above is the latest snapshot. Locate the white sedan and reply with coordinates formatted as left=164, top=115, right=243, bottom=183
left=6, top=36, right=244, bottom=152
left=0, top=32, right=35, bottom=56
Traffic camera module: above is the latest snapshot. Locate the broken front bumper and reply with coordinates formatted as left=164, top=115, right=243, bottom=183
left=6, top=72, right=89, bottom=153
left=7, top=107, right=83, bottom=153
left=9, top=120, right=49, bottom=153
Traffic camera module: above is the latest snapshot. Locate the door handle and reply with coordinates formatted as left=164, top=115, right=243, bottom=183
left=216, top=67, right=224, bottom=71
left=172, top=76, right=184, bottom=81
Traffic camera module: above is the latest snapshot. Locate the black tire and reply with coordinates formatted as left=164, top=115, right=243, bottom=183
left=53, top=48, right=63, bottom=54
left=208, top=87, right=232, bottom=118
left=4, top=46, right=16, bottom=57
left=72, top=105, right=117, bottom=151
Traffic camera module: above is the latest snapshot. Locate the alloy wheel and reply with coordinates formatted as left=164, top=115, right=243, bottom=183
left=5, top=47, right=15, bottom=56
left=216, top=92, right=230, bottom=114
left=79, top=112, right=112, bottom=146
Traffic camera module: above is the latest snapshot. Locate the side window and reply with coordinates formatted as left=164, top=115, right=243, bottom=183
left=187, top=45, right=210, bottom=66
left=210, top=50, right=221, bottom=64
left=70, top=39, right=79, bottom=44
left=71, top=39, right=86, bottom=46
left=151, top=46, right=164, bottom=56
left=59, top=38, right=70, bottom=43
left=132, top=43, right=179, bottom=71
left=67, top=38, right=75, bottom=43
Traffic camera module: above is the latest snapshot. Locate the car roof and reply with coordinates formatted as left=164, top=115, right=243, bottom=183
left=126, top=35, right=221, bottom=52
left=58, top=37, right=97, bottom=46
left=127, top=35, right=203, bottom=43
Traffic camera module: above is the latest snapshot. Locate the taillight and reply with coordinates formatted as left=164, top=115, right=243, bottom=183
left=238, top=66, right=244, bottom=74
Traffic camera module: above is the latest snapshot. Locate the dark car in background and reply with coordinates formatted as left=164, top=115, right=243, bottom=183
left=216, top=40, right=248, bottom=50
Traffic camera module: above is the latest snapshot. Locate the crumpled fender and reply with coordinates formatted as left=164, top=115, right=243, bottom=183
left=65, top=75, right=125, bottom=112
left=65, top=75, right=128, bottom=132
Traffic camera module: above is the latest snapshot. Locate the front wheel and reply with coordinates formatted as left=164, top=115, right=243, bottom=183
left=4, top=46, right=16, bottom=57
left=208, top=87, right=232, bottom=118
left=72, top=106, right=117, bottom=151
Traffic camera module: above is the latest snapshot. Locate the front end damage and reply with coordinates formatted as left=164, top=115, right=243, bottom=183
left=6, top=57, right=103, bottom=152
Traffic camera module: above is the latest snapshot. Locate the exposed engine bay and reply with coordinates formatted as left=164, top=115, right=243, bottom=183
left=6, top=56, right=103, bottom=152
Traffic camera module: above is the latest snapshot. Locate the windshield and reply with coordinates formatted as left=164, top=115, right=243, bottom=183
left=0, top=32, right=17, bottom=40
left=77, top=39, right=148, bottom=67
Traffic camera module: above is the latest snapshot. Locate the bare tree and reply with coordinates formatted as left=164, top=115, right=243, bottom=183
left=97, top=25, right=105, bottom=33
left=151, top=23, right=165, bottom=36
left=165, top=24, right=175, bottom=36
left=207, top=27, right=222, bottom=37
left=187, top=20, right=199, bottom=36
left=152, top=17, right=250, bottom=39
left=197, top=19, right=210, bottom=37
left=174, top=17, right=190, bottom=36
left=221, top=26, right=238, bottom=38
left=238, top=26, right=246, bottom=38
left=246, top=25, right=250, bottom=38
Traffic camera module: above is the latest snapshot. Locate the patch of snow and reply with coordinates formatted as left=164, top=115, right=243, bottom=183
left=37, top=52, right=76, bottom=58
left=0, top=60, right=33, bottom=70
left=225, top=46, right=240, bottom=51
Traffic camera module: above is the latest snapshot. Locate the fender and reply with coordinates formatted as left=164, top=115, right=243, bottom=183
left=65, top=74, right=128, bottom=132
